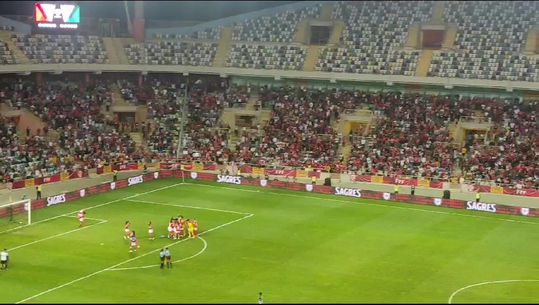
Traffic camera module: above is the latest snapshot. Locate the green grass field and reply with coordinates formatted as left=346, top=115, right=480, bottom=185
left=1, top=179, right=538, bottom=304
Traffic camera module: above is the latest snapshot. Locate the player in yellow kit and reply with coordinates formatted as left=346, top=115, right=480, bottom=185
left=187, top=219, right=195, bottom=238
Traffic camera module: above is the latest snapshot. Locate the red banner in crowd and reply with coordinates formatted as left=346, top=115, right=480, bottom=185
left=11, top=180, right=25, bottom=189
left=69, top=170, right=88, bottom=180
left=429, top=181, right=444, bottom=189
left=114, top=163, right=139, bottom=171
left=265, top=169, right=296, bottom=177
left=43, top=174, right=61, bottom=184
left=239, top=166, right=252, bottom=174
left=204, top=164, right=217, bottom=171
left=10, top=171, right=87, bottom=190
left=393, top=177, right=416, bottom=186
left=467, top=184, right=492, bottom=193
left=503, top=188, right=539, bottom=197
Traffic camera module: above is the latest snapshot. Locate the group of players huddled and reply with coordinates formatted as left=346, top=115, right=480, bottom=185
left=167, top=216, right=199, bottom=240
left=121, top=216, right=199, bottom=253
left=75, top=210, right=200, bottom=253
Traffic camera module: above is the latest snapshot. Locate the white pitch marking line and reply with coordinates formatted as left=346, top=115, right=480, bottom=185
left=15, top=213, right=253, bottom=304
left=126, top=199, right=252, bottom=215
left=0, top=182, right=184, bottom=235
left=183, top=182, right=261, bottom=193
left=447, top=279, right=539, bottom=303
left=9, top=219, right=108, bottom=252
left=62, top=215, right=109, bottom=222
left=107, top=237, right=208, bottom=271
left=186, top=183, right=538, bottom=225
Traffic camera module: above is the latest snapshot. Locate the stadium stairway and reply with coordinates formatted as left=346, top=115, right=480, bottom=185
left=103, top=37, right=133, bottom=65
left=431, top=1, right=445, bottom=24
left=404, top=24, right=420, bottom=50
left=303, top=45, right=321, bottom=72
left=227, top=132, right=239, bottom=152
left=523, top=26, right=538, bottom=55
left=102, top=38, right=120, bottom=64
left=294, top=20, right=309, bottom=44
left=0, top=31, right=30, bottom=64
left=245, top=93, right=260, bottom=111
left=213, top=27, right=232, bottom=67
left=341, top=143, right=352, bottom=164
left=441, top=25, right=458, bottom=50
left=111, top=84, right=129, bottom=106
left=129, top=132, right=144, bottom=148
left=0, top=103, right=58, bottom=141
left=115, top=38, right=134, bottom=65
left=415, top=50, right=433, bottom=77
left=328, top=21, right=344, bottom=45
left=447, top=122, right=459, bottom=143
left=320, top=4, right=333, bottom=22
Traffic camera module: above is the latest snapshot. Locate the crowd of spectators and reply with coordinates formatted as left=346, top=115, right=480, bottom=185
left=0, top=75, right=536, bottom=189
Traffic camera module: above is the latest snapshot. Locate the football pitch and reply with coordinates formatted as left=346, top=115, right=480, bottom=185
left=1, top=179, right=538, bottom=304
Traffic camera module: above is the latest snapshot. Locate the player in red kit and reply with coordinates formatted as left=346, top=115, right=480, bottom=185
left=129, top=231, right=139, bottom=253
left=193, top=219, right=199, bottom=238
left=179, top=216, right=186, bottom=238
left=148, top=221, right=155, bottom=240
left=167, top=219, right=175, bottom=239
left=124, top=221, right=131, bottom=240
left=78, top=210, right=86, bottom=227
left=175, top=220, right=183, bottom=240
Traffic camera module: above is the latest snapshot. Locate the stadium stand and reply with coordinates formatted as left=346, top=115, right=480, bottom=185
left=226, top=44, right=307, bottom=70
left=125, top=41, right=218, bottom=65
left=316, top=1, right=432, bottom=75
left=428, top=1, right=539, bottom=81
left=154, top=26, right=223, bottom=40
left=0, top=1, right=536, bottom=191
left=231, top=4, right=321, bottom=43
left=0, top=41, right=16, bottom=64
left=11, top=33, right=108, bottom=64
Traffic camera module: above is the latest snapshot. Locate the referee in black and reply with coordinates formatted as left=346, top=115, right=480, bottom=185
left=159, top=248, right=165, bottom=269
left=164, top=247, right=172, bottom=269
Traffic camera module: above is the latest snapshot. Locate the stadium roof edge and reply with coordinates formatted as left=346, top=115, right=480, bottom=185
left=145, top=1, right=327, bottom=38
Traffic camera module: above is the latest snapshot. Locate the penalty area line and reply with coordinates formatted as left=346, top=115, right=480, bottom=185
left=15, top=213, right=253, bottom=304
left=0, top=182, right=183, bottom=235
left=9, top=219, right=108, bottom=252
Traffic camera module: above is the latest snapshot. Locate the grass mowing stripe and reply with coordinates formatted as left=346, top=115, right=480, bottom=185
left=126, top=199, right=252, bottom=215
left=15, top=213, right=253, bottom=304
left=186, top=182, right=538, bottom=225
